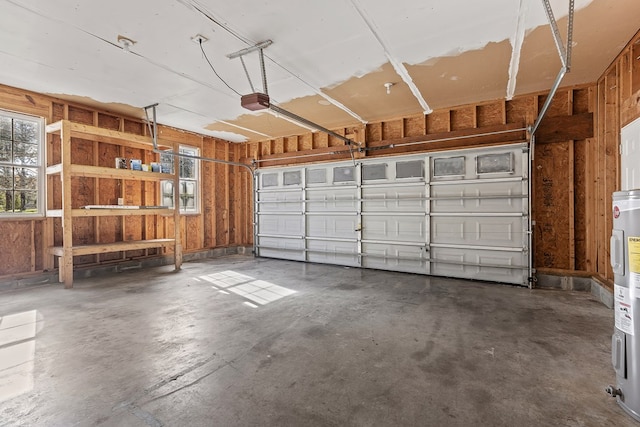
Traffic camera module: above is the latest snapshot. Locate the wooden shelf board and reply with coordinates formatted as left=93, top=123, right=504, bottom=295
left=65, top=164, right=173, bottom=181
left=46, top=164, right=63, bottom=175
left=45, top=120, right=62, bottom=134
left=72, top=208, right=174, bottom=217
left=46, top=120, right=173, bottom=150
left=46, top=209, right=63, bottom=217
left=48, top=239, right=175, bottom=256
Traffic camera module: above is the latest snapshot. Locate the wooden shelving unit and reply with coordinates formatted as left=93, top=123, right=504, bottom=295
left=46, top=120, right=182, bottom=287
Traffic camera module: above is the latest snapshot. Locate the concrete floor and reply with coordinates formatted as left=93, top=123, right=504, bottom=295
left=0, top=256, right=632, bottom=426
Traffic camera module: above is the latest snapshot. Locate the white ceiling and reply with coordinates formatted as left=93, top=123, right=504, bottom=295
left=1, top=0, right=639, bottom=142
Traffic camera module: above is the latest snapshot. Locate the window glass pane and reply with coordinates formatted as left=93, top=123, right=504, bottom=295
left=363, top=163, right=386, bottom=181
left=0, top=190, right=13, bottom=212
left=160, top=152, right=174, bottom=174
left=180, top=156, right=196, bottom=179
left=180, top=147, right=197, bottom=157
left=0, top=140, right=11, bottom=162
left=13, top=141, right=38, bottom=165
left=180, top=180, right=197, bottom=210
left=13, top=190, right=37, bottom=212
left=262, top=173, right=278, bottom=187
left=307, top=169, right=325, bottom=184
left=161, top=180, right=174, bottom=208
left=13, top=119, right=38, bottom=143
left=476, top=152, right=513, bottom=174
left=14, top=167, right=38, bottom=190
left=396, top=160, right=424, bottom=179
left=0, top=166, right=12, bottom=189
left=283, top=171, right=301, bottom=186
left=433, top=157, right=465, bottom=177
left=0, top=111, right=43, bottom=216
left=0, top=117, right=11, bottom=140
left=333, top=166, right=355, bottom=183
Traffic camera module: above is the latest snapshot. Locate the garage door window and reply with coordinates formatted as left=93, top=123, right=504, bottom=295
left=476, top=152, right=513, bottom=174
left=333, top=166, right=355, bottom=183
left=262, top=173, right=278, bottom=187
left=0, top=110, right=44, bottom=217
left=307, top=169, right=326, bottom=184
left=283, top=170, right=301, bottom=186
left=396, top=160, right=424, bottom=179
left=363, top=163, right=387, bottom=181
left=433, top=156, right=464, bottom=177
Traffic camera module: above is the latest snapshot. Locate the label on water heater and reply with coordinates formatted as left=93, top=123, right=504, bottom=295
left=629, top=237, right=640, bottom=296
left=615, top=284, right=634, bottom=335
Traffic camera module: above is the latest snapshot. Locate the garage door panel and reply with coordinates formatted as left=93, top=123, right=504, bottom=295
left=258, top=215, right=304, bottom=237
left=431, top=181, right=524, bottom=213
left=307, top=240, right=358, bottom=266
left=363, top=243, right=427, bottom=274
left=258, top=191, right=303, bottom=212
left=430, top=247, right=527, bottom=285
left=362, top=185, right=425, bottom=212
left=431, top=216, right=525, bottom=247
left=362, top=216, right=426, bottom=243
left=307, top=188, right=357, bottom=212
left=307, top=216, right=358, bottom=239
left=257, top=237, right=305, bottom=261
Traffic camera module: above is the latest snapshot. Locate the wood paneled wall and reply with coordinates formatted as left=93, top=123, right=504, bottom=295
left=0, top=84, right=252, bottom=279
left=592, top=29, right=640, bottom=284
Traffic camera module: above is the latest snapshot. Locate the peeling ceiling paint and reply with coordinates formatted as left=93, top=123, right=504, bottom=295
left=0, top=0, right=637, bottom=143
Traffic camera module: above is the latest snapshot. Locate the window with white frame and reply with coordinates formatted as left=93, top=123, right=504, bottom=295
left=160, top=145, right=200, bottom=213
left=0, top=110, right=44, bottom=216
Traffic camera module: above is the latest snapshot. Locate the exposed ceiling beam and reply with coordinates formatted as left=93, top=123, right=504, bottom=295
left=217, top=120, right=273, bottom=139
left=266, top=108, right=316, bottom=132
left=349, top=0, right=432, bottom=114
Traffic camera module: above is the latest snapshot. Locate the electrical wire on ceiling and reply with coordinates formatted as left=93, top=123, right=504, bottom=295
left=178, top=0, right=366, bottom=124
left=198, top=39, right=242, bottom=97
left=178, top=0, right=253, bottom=45
left=182, top=0, right=365, bottom=155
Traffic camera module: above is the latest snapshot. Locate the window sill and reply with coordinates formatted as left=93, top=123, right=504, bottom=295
left=0, top=214, right=46, bottom=220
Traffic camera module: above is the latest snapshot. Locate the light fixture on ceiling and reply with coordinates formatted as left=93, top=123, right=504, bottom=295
left=384, top=82, right=394, bottom=95
left=117, top=35, right=136, bottom=53
left=191, top=34, right=208, bottom=44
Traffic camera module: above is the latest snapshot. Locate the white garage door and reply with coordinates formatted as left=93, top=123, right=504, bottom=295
left=255, top=144, right=531, bottom=286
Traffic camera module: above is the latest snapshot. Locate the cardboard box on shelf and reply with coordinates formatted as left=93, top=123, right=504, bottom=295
left=130, top=159, right=142, bottom=171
